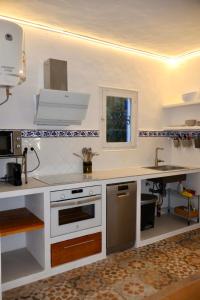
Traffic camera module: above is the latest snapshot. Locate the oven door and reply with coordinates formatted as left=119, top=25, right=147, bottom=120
left=50, top=195, right=102, bottom=237
left=0, top=131, right=13, bottom=156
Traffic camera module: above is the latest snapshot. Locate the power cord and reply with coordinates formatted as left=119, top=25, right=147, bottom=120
left=0, top=87, right=12, bottom=106
left=27, top=147, right=40, bottom=173
left=22, top=147, right=40, bottom=173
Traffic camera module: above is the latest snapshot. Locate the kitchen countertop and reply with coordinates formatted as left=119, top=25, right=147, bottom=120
left=0, top=178, right=48, bottom=194
left=35, top=165, right=200, bottom=185
left=0, top=165, right=200, bottom=194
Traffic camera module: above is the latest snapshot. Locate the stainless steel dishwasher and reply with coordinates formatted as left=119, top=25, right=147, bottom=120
left=106, top=181, right=137, bottom=254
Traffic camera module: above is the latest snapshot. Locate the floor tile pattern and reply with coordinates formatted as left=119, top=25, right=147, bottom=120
left=3, top=229, right=200, bottom=300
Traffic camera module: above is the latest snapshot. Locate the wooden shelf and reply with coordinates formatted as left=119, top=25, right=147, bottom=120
left=0, top=208, right=44, bottom=237
left=163, top=101, right=200, bottom=108
left=174, top=206, right=199, bottom=219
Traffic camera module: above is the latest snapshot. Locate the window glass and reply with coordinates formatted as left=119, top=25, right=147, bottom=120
left=106, top=96, right=131, bottom=143
left=101, top=87, right=138, bottom=149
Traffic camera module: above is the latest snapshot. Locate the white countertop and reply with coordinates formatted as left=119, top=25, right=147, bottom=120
left=0, top=165, right=200, bottom=194
left=35, top=165, right=200, bottom=185
left=0, top=178, right=48, bottom=193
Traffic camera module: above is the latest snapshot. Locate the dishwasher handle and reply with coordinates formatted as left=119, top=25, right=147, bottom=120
left=117, top=192, right=130, bottom=198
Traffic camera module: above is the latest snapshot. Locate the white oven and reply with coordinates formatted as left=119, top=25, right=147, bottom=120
left=50, top=185, right=102, bottom=237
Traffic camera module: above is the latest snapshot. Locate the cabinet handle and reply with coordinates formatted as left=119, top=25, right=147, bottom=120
left=63, top=239, right=95, bottom=249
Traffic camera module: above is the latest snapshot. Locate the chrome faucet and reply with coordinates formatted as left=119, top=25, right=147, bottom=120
left=155, top=147, right=164, bottom=167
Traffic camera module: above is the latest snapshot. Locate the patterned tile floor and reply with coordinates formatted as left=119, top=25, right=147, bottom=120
left=3, top=229, right=200, bottom=300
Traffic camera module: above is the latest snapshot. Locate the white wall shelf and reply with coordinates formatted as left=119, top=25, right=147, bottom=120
left=164, top=126, right=200, bottom=131
left=163, top=101, right=200, bottom=108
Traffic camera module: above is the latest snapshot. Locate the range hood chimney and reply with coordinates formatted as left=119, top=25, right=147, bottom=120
left=34, top=59, right=90, bottom=126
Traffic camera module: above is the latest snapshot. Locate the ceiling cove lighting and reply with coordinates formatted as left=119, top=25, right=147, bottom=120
left=0, top=15, right=169, bottom=63
left=1, top=15, right=200, bottom=65
left=0, top=15, right=170, bottom=63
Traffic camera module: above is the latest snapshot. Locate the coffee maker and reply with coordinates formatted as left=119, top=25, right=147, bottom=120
left=7, top=162, right=22, bottom=186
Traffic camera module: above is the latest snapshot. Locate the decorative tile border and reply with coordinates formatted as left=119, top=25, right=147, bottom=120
left=3, top=129, right=200, bottom=138
left=139, top=130, right=200, bottom=138
left=21, top=129, right=100, bottom=138
left=165, top=131, right=200, bottom=138
left=139, top=131, right=170, bottom=137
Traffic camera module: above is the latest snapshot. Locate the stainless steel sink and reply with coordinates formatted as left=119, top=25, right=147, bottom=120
left=144, top=165, right=187, bottom=184
left=145, top=165, right=187, bottom=171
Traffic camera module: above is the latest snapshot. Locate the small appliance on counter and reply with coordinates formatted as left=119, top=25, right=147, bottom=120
left=0, top=130, right=22, bottom=157
left=7, top=162, right=22, bottom=186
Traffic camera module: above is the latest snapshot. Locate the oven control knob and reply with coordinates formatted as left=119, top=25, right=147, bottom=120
left=60, top=194, right=65, bottom=200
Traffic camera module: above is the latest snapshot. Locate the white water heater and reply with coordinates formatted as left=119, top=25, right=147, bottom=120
left=0, top=19, right=24, bottom=87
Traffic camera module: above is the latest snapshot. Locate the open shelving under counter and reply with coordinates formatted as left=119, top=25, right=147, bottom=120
left=0, top=192, right=46, bottom=290
left=1, top=248, right=44, bottom=284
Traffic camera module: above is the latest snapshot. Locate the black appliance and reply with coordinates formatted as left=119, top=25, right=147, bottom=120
left=141, top=193, right=157, bottom=231
left=7, top=163, right=22, bottom=186
left=0, top=130, right=22, bottom=157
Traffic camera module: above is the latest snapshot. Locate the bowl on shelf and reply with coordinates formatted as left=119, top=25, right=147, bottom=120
left=182, top=91, right=199, bottom=102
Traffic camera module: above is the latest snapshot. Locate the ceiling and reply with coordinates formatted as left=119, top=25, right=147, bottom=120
left=1, top=0, right=200, bottom=56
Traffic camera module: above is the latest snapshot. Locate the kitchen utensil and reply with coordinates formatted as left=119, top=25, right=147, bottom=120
left=181, top=137, right=193, bottom=147
left=173, top=138, right=180, bottom=148
left=185, top=119, right=197, bottom=126
left=74, top=148, right=99, bottom=173
left=73, top=153, right=84, bottom=160
left=194, top=137, right=200, bottom=148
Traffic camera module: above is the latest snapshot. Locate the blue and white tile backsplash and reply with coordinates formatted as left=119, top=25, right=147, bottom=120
left=1, top=129, right=200, bottom=138
left=21, top=129, right=100, bottom=138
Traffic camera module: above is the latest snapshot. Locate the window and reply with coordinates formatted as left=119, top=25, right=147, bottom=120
left=101, top=87, right=138, bottom=149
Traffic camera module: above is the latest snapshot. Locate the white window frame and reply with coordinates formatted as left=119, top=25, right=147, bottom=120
left=100, top=87, right=138, bottom=149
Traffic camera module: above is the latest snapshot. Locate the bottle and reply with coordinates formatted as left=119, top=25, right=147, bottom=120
left=177, top=181, right=184, bottom=193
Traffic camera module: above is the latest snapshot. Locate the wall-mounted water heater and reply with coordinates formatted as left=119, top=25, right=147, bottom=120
left=0, top=19, right=26, bottom=105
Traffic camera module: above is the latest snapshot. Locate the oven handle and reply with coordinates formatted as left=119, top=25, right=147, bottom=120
left=10, top=132, right=14, bottom=154
left=50, top=195, right=101, bottom=208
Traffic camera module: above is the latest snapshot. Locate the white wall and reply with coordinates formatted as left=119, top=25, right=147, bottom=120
left=0, top=26, right=171, bottom=176
left=163, top=58, right=200, bottom=168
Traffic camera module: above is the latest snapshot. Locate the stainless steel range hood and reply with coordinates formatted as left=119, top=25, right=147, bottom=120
left=34, top=59, right=90, bottom=126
